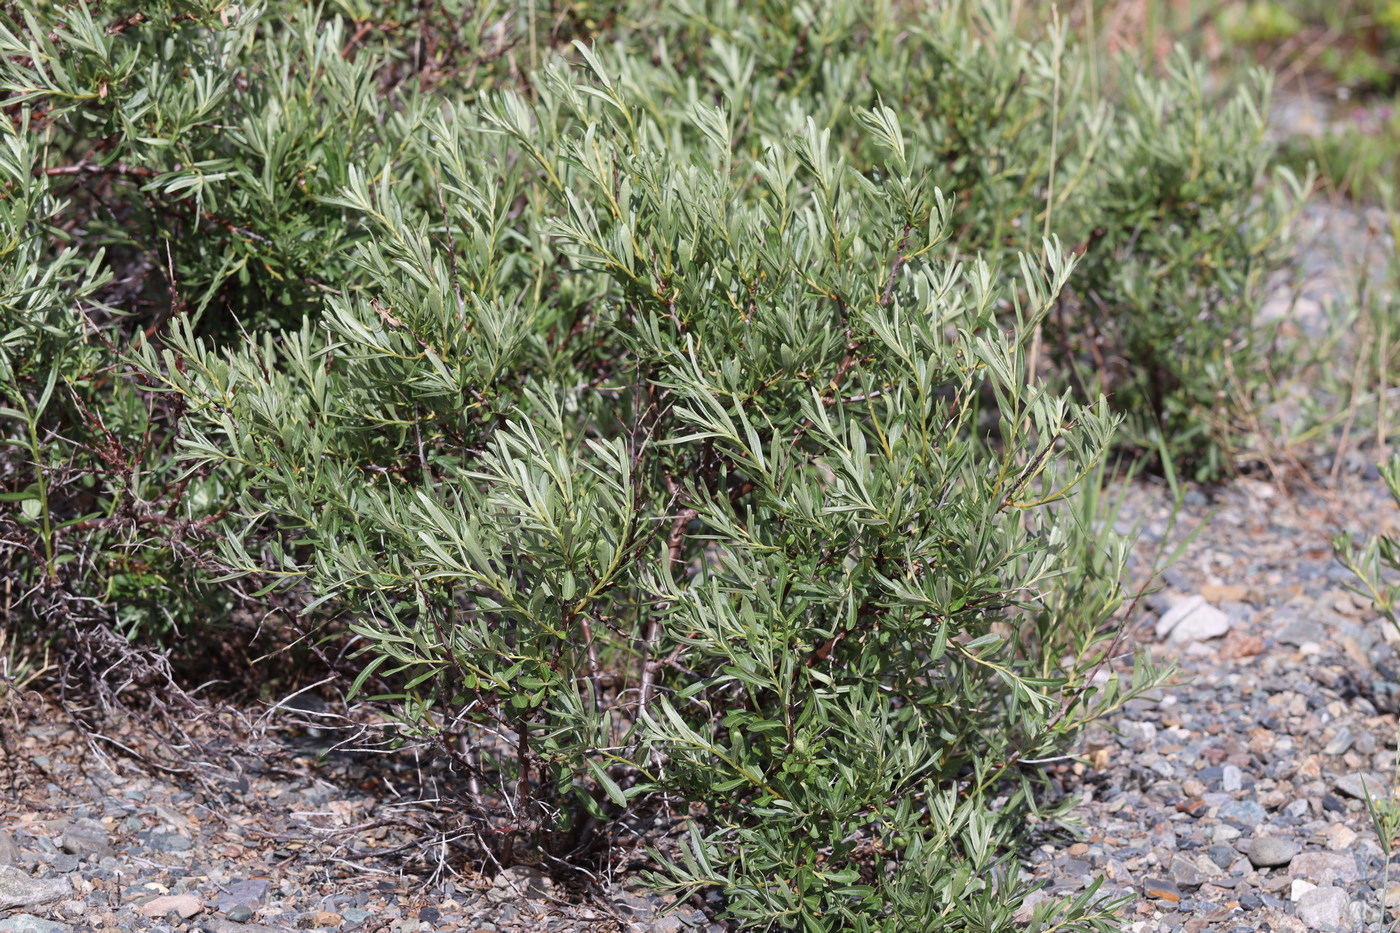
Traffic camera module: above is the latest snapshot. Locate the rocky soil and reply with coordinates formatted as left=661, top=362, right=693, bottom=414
left=1023, top=470, right=1400, bottom=933
left=0, top=693, right=721, bottom=933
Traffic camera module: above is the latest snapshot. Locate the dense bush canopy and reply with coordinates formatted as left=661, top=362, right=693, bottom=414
left=0, top=1, right=1310, bottom=929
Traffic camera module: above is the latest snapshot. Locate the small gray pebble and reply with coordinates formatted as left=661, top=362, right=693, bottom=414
left=44, top=855, right=78, bottom=874
left=1056, top=858, right=1091, bottom=876
left=1246, top=836, right=1299, bottom=868
left=1218, top=800, right=1266, bottom=827
left=141, top=832, right=192, bottom=854
left=1208, top=845, right=1235, bottom=869
left=1323, top=726, right=1354, bottom=756
left=1170, top=855, right=1207, bottom=889
left=224, top=904, right=253, bottom=923
left=1277, top=620, right=1326, bottom=646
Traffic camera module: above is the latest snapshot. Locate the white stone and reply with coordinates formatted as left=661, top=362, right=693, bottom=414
left=1155, top=595, right=1201, bottom=638
left=1290, top=851, right=1361, bottom=885
left=1295, top=886, right=1350, bottom=929
left=1290, top=880, right=1316, bottom=901
left=1323, top=825, right=1359, bottom=851
left=1155, top=595, right=1231, bottom=643
left=1121, top=720, right=1157, bottom=745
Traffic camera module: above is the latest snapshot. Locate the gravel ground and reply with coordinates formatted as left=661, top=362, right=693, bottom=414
left=1021, top=469, right=1400, bottom=933
left=0, top=695, right=721, bottom=933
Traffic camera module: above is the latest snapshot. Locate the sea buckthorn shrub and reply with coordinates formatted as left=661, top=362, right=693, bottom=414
left=3, top=1, right=1301, bottom=928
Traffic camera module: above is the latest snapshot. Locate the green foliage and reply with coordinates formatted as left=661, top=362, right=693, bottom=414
left=3, top=0, right=1307, bottom=476
left=1, top=0, right=1304, bottom=927
left=1219, top=2, right=1305, bottom=44
left=1057, top=53, right=1309, bottom=477
left=1337, top=456, right=1400, bottom=627
left=0, top=100, right=230, bottom=642
left=1218, top=0, right=1400, bottom=93
left=133, top=38, right=1153, bottom=932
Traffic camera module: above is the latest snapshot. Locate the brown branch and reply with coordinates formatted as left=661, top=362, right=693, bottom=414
left=58, top=509, right=226, bottom=536
left=340, top=19, right=377, bottom=58
left=879, top=225, right=912, bottom=307
left=105, top=12, right=147, bottom=34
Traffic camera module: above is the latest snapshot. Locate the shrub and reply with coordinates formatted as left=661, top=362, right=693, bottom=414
left=133, top=42, right=1163, bottom=929
left=0, top=0, right=1304, bottom=658
left=0, top=0, right=593, bottom=648
left=0, top=103, right=251, bottom=664
left=1337, top=454, right=1400, bottom=627
left=1054, top=53, right=1308, bottom=477
left=3, top=0, right=1298, bottom=927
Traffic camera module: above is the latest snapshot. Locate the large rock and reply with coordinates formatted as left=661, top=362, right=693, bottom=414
left=0, top=832, right=20, bottom=867
left=1289, top=851, right=1360, bottom=885
left=0, top=866, right=69, bottom=911
left=1334, top=771, right=1389, bottom=800
left=136, top=894, right=202, bottom=919
left=0, top=916, right=72, bottom=933
left=209, top=878, right=271, bottom=915
left=1294, top=886, right=1349, bottom=929
left=57, top=821, right=113, bottom=861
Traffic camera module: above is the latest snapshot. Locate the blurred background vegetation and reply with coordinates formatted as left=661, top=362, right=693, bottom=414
left=1058, top=0, right=1400, bottom=201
